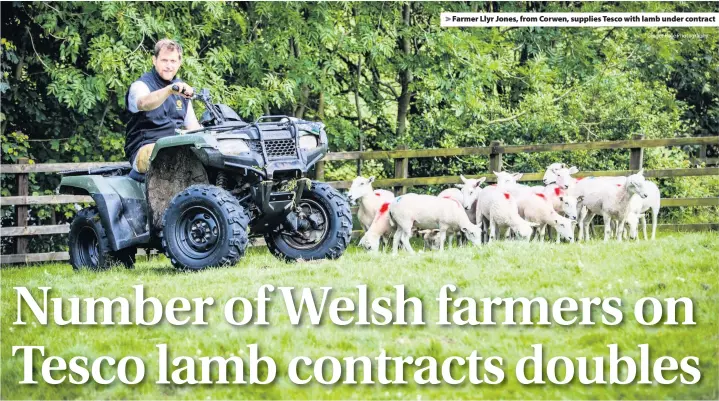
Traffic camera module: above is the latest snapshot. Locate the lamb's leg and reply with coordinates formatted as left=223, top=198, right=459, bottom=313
left=602, top=213, right=612, bottom=242
left=583, top=211, right=595, bottom=242
left=488, top=217, right=496, bottom=243
left=401, top=228, right=414, bottom=253
left=616, top=217, right=626, bottom=242
left=439, top=230, right=447, bottom=252
left=392, top=227, right=403, bottom=254
left=651, top=207, right=658, bottom=240
left=577, top=206, right=586, bottom=241
left=538, top=224, right=546, bottom=243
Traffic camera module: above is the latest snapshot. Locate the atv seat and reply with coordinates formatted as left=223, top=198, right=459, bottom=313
left=60, top=164, right=132, bottom=177
left=59, top=164, right=145, bottom=182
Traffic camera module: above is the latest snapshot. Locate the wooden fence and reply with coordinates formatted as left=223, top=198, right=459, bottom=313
left=1, top=135, right=717, bottom=264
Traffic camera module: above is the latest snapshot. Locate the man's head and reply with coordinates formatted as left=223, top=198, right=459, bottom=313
left=152, top=39, right=183, bottom=81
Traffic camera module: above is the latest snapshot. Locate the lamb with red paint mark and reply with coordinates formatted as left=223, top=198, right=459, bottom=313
left=347, top=176, right=395, bottom=238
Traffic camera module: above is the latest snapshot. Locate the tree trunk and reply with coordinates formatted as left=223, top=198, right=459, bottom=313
left=396, top=3, right=412, bottom=140
left=355, top=55, right=363, bottom=175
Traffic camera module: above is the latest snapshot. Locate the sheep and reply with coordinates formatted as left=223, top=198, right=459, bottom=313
left=477, top=187, right=537, bottom=242
left=347, top=175, right=395, bottom=232
left=389, top=194, right=483, bottom=253
left=455, top=176, right=487, bottom=228
left=437, top=187, right=465, bottom=248
left=517, top=193, right=576, bottom=242
left=634, top=180, right=661, bottom=240
left=553, top=166, right=626, bottom=241
left=578, top=170, right=649, bottom=241
left=357, top=201, right=393, bottom=252
left=418, top=229, right=442, bottom=251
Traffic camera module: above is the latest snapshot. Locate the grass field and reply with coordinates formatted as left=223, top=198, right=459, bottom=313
left=2, top=232, right=718, bottom=400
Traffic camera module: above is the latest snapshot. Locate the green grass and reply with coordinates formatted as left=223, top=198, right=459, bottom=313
left=2, top=232, right=718, bottom=400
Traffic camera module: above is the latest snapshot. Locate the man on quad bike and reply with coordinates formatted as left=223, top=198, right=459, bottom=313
left=59, top=39, right=352, bottom=271
left=125, top=39, right=201, bottom=177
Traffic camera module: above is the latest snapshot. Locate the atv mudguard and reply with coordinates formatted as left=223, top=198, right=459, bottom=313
left=58, top=175, right=150, bottom=251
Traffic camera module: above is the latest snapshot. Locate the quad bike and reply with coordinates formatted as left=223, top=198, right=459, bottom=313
left=58, top=88, right=352, bottom=271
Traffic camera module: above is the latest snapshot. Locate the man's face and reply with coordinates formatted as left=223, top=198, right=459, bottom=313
left=152, top=47, right=182, bottom=81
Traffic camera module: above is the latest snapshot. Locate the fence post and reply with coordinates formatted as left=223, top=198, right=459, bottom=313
left=16, top=157, right=29, bottom=255
left=489, top=140, right=503, bottom=173
left=314, top=160, right=325, bottom=181
left=394, top=157, right=409, bottom=195
left=630, top=134, right=644, bottom=171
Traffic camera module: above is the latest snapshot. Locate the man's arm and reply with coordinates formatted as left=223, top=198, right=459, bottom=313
left=184, top=102, right=202, bottom=130
left=135, top=82, right=194, bottom=112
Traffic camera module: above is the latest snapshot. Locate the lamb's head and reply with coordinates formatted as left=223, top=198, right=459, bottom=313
left=554, top=166, right=580, bottom=190
left=461, top=224, right=483, bottom=247
left=456, top=175, right=486, bottom=210
left=494, top=171, right=523, bottom=186
left=358, top=232, right=381, bottom=251
left=626, top=170, right=648, bottom=199
left=553, top=215, right=576, bottom=243
left=626, top=213, right=640, bottom=240
left=419, top=229, right=442, bottom=251
left=542, top=163, right=566, bottom=185
left=515, top=220, right=538, bottom=240
left=347, top=176, right=375, bottom=203
left=558, top=195, right=581, bottom=221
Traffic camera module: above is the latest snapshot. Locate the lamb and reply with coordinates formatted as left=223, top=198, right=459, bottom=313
left=437, top=187, right=465, bottom=248
left=357, top=201, right=393, bottom=252
left=476, top=187, right=536, bottom=242
left=389, top=194, right=483, bottom=253
left=578, top=170, right=649, bottom=241
left=454, top=175, right=487, bottom=225
left=553, top=166, right=626, bottom=241
left=517, top=193, right=576, bottom=242
left=633, top=180, right=661, bottom=240
left=418, top=229, right=442, bottom=251
left=347, top=175, right=395, bottom=232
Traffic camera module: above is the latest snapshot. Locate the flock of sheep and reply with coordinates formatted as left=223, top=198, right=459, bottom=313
left=346, top=163, right=661, bottom=253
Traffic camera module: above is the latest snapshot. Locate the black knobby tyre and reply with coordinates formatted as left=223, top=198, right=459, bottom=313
left=265, top=182, right=352, bottom=262
left=161, top=184, right=249, bottom=271
left=68, top=208, right=136, bottom=271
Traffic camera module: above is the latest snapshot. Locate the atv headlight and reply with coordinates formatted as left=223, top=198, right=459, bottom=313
left=299, top=135, right=319, bottom=150
left=217, top=139, right=250, bottom=155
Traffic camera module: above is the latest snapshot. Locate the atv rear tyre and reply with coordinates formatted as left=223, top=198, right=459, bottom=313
left=265, top=182, right=352, bottom=262
left=161, top=185, right=249, bottom=271
left=69, top=208, right=136, bottom=271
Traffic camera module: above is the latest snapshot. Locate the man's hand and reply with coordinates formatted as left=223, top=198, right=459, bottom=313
left=170, top=83, right=194, bottom=99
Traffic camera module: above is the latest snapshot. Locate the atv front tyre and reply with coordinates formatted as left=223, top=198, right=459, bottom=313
left=68, top=207, right=136, bottom=271
left=265, top=182, right=352, bottom=262
left=161, top=185, right=249, bottom=271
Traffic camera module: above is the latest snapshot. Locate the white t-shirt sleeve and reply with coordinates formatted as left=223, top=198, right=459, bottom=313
left=127, top=81, right=151, bottom=113
left=184, top=101, right=200, bottom=129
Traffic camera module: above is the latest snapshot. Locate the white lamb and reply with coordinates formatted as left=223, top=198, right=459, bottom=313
left=476, top=187, right=536, bottom=242
left=455, top=175, right=487, bottom=225
left=437, top=187, right=466, bottom=248
left=347, top=175, right=395, bottom=232
left=517, top=193, right=576, bottom=242
left=389, top=194, right=483, bottom=253
left=579, top=170, right=649, bottom=241
left=357, top=200, right=393, bottom=252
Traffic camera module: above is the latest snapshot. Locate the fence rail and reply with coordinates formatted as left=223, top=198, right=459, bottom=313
left=1, top=136, right=717, bottom=265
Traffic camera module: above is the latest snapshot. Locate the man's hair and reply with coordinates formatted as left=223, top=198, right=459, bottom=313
left=153, top=39, right=183, bottom=59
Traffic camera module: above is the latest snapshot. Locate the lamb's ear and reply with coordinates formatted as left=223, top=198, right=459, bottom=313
left=368, top=176, right=375, bottom=183
left=513, top=173, right=524, bottom=181
left=476, top=177, right=487, bottom=186
left=455, top=184, right=465, bottom=189
left=460, top=174, right=468, bottom=184
left=418, top=229, right=429, bottom=235
left=461, top=226, right=469, bottom=233
left=568, top=166, right=579, bottom=174
left=560, top=163, right=567, bottom=169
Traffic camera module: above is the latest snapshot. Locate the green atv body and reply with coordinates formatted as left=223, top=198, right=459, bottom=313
left=59, top=90, right=352, bottom=271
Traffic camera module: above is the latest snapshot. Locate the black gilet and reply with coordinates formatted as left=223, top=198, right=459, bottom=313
left=124, top=68, right=189, bottom=163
